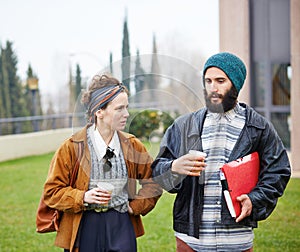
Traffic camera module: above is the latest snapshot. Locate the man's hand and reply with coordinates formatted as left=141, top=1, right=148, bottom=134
left=236, top=194, right=252, bottom=222
left=171, top=153, right=206, bottom=176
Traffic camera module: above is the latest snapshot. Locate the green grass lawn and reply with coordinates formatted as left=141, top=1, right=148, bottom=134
left=0, top=151, right=299, bottom=251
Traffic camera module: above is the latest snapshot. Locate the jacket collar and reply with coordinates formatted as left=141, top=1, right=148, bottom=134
left=71, top=124, right=134, bottom=144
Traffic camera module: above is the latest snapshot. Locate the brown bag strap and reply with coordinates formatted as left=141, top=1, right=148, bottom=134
left=70, top=142, right=84, bottom=187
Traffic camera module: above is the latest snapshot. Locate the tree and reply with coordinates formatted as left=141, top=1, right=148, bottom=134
left=109, top=51, right=113, bottom=74
left=146, top=34, right=160, bottom=102
left=150, top=34, right=159, bottom=88
left=0, top=58, right=4, bottom=118
left=0, top=44, right=12, bottom=118
left=68, top=63, right=74, bottom=113
left=26, top=64, right=42, bottom=116
left=0, top=41, right=32, bottom=133
left=121, top=14, right=131, bottom=93
left=68, top=63, right=81, bottom=113
left=75, top=64, right=82, bottom=100
left=4, top=41, right=25, bottom=118
left=134, top=49, right=145, bottom=103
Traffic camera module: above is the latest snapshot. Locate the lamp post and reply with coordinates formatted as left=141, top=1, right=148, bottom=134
left=27, top=77, right=39, bottom=131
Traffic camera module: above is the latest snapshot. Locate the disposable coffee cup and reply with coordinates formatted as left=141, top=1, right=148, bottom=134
left=97, top=182, right=114, bottom=207
left=189, top=150, right=206, bottom=184
left=189, top=150, right=207, bottom=158
left=97, top=182, right=114, bottom=194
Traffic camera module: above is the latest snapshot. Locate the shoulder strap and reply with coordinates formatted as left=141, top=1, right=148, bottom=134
left=70, top=142, right=84, bottom=187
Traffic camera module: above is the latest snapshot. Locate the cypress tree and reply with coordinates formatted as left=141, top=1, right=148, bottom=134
left=134, top=49, right=145, bottom=103
left=4, top=41, right=28, bottom=119
left=5, top=41, right=21, bottom=117
left=75, top=63, right=82, bottom=100
left=68, top=63, right=74, bottom=113
left=25, top=64, right=34, bottom=115
left=1, top=41, right=31, bottom=133
left=0, top=45, right=11, bottom=118
left=121, top=14, right=131, bottom=92
left=0, top=57, right=3, bottom=118
left=109, top=52, right=113, bottom=74
left=26, top=64, right=42, bottom=116
left=148, top=34, right=160, bottom=100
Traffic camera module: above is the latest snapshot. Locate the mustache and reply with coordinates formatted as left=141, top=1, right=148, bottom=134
left=208, top=92, right=223, bottom=99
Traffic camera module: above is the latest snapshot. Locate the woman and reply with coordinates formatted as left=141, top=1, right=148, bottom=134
left=43, top=74, right=162, bottom=252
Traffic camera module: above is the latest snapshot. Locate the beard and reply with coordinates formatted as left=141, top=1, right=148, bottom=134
left=204, top=86, right=238, bottom=113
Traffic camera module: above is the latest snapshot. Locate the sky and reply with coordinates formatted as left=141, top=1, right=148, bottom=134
left=0, top=0, right=219, bottom=108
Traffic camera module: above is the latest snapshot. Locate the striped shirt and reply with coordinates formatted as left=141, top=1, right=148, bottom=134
left=176, top=103, right=254, bottom=251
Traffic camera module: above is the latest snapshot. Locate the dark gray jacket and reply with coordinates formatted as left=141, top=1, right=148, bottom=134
left=151, top=103, right=291, bottom=238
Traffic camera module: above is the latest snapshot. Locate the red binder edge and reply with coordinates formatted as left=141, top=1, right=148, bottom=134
left=221, top=152, right=260, bottom=217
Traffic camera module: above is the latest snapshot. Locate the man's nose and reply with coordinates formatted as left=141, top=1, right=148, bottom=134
left=209, top=82, right=219, bottom=92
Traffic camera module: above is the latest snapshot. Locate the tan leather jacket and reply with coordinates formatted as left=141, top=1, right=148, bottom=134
left=43, top=125, right=162, bottom=251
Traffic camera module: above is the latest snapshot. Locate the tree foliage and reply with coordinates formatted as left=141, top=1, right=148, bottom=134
left=125, top=109, right=176, bottom=140
left=122, top=15, right=131, bottom=93
left=75, top=63, right=82, bottom=100
left=25, top=64, right=42, bottom=116
left=134, top=49, right=145, bottom=103
left=0, top=41, right=38, bottom=134
left=148, top=34, right=160, bottom=99
left=0, top=43, right=12, bottom=118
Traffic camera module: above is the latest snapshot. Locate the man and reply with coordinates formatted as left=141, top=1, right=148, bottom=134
left=151, top=52, right=291, bottom=252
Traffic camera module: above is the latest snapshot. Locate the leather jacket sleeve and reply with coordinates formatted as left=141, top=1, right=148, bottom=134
left=245, top=117, right=291, bottom=221
left=151, top=113, right=198, bottom=192
left=151, top=123, right=183, bottom=192
left=228, top=106, right=291, bottom=222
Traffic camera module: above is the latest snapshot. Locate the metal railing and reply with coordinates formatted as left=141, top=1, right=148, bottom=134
left=0, top=113, right=86, bottom=135
left=0, top=102, right=178, bottom=135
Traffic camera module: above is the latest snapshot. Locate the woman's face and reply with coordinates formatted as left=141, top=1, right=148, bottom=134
left=96, top=92, right=129, bottom=131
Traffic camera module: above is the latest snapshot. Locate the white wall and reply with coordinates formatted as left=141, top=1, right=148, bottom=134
left=0, top=128, right=78, bottom=162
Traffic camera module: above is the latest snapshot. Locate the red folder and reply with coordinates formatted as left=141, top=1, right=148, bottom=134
left=221, top=152, right=260, bottom=217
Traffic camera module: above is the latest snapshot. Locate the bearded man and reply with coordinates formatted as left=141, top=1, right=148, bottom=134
left=151, top=52, right=291, bottom=252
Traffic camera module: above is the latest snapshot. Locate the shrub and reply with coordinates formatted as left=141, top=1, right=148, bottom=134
left=125, top=109, right=178, bottom=140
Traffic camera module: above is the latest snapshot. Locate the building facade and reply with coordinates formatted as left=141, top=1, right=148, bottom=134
left=219, top=0, right=300, bottom=173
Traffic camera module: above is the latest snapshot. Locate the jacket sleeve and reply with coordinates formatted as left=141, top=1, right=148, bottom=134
left=151, top=122, right=186, bottom=193
left=247, top=120, right=291, bottom=221
left=43, top=139, right=85, bottom=213
left=127, top=137, right=163, bottom=216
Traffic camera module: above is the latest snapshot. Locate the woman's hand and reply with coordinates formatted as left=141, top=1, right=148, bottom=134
left=171, top=153, right=206, bottom=176
left=83, top=187, right=111, bottom=205
left=127, top=202, right=134, bottom=215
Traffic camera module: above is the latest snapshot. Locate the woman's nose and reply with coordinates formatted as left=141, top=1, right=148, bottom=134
left=124, top=109, right=129, bottom=118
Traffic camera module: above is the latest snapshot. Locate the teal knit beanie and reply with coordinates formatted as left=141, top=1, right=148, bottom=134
left=203, top=52, right=247, bottom=93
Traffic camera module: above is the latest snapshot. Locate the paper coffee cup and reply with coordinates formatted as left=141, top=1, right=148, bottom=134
left=189, top=150, right=207, bottom=158
left=189, top=150, right=206, bottom=180
left=97, top=182, right=114, bottom=194
left=97, top=182, right=114, bottom=207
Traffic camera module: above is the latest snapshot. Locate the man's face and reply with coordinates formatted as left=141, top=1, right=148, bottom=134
left=204, top=67, right=238, bottom=113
